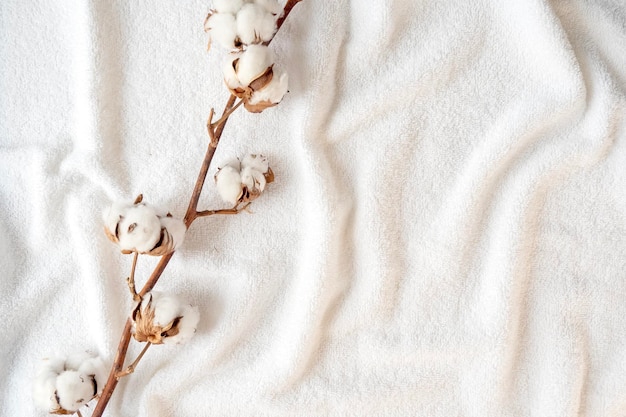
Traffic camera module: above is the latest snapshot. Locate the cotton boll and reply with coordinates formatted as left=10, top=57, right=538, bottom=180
left=254, top=0, right=282, bottom=15
left=236, top=3, right=277, bottom=44
left=241, top=153, right=270, bottom=173
left=159, top=216, right=187, bottom=251
left=55, top=371, right=97, bottom=412
left=33, top=353, right=106, bottom=414
left=213, top=0, right=245, bottom=14
left=206, top=12, right=239, bottom=49
left=117, top=204, right=161, bottom=253
left=236, top=44, right=273, bottom=86
left=132, top=292, right=200, bottom=345
left=215, top=162, right=244, bottom=206
left=241, top=165, right=267, bottom=192
left=249, top=70, right=288, bottom=105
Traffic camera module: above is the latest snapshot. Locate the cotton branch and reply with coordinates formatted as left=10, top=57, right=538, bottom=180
left=90, top=1, right=303, bottom=416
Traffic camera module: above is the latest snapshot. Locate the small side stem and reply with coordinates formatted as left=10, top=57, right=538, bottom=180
left=186, top=95, right=238, bottom=226
left=196, top=204, right=250, bottom=217
left=76, top=410, right=83, bottom=417
left=115, top=342, right=152, bottom=379
left=210, top=98, right=244, bottom=130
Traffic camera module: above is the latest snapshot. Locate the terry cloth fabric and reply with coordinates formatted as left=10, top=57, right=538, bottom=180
left=1, top=0, right=626, bottom=416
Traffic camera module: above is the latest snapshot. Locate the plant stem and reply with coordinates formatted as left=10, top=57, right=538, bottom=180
left=126, top=252, right=140, bottom=301
left=115, top=342, right=152, bottom=379
left=196, top=203, right=250, bottom=217
left=210, top=98, right=244, bottom=131
left=185, top=95, right=237, bottom=227
left=92, top=320, right=133, bottom=416
left=90, top=2, right=303, bottom=415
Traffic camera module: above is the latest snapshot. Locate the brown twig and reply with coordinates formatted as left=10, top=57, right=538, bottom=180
left=92, top=319, right=133, bottom=416
left=210, top=98, right=244, bottom=131
left=196, top=202, right=250, bottom=217
left=90, top=2, right=303, bottom=416
left=196, top=208, right=241, bottom=217
left=115, top=342, right=152, bottom=379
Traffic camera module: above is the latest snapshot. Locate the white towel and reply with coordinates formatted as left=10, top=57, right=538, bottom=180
left=2, top=0, right=626, bottom=416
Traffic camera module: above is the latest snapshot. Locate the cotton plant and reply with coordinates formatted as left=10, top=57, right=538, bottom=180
left=32, top=1, right=303, bottom=416
left=132, top=292, right=200, bottom=346
left=215, top=153, right=275, bottom=206
left=103, top=194, right=187, bottom=256
left=33, top=352, right=107, bottom=416
left=204, top=0, right=289, bottom=112
left=114, top=292, right=201, bottom=379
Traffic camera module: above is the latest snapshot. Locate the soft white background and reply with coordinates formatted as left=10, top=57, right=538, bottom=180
left=1, top=0, right=626, bottom=416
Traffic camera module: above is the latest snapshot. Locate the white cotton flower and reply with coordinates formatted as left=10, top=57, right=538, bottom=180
left=254, top=0, right=282, bottom=15
left=33, top=352, right=107, bottom=414
left=206, top=12, right=239, bottom=49
left=215, top=159, right=244, bottom=206
left=221, top=44, right=288, bottom=113
left=213, top=0, right=245, bottom=14
left=103, top=196, right=185, bottom=255
left=132, top=291, right=200, bottom=345
left=236, top=3, right=277, bottom=44
left=236, top=44, right=273, bottom=86
left=117, top=204, right=162, bottom=253
left=248, top=70, right=288, bottom=105
left=215, top=154, right=274, bottom=205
